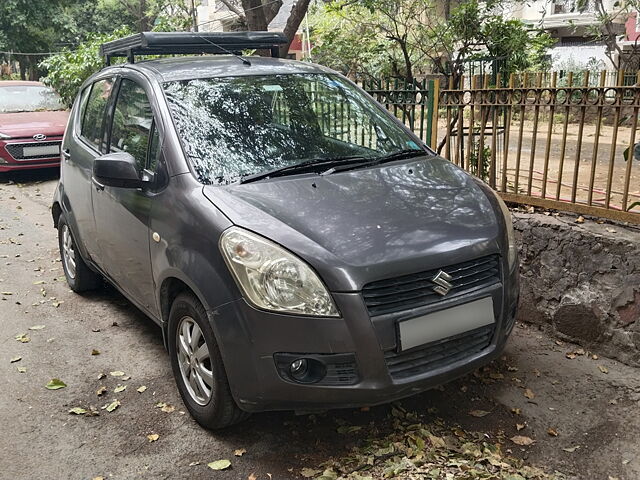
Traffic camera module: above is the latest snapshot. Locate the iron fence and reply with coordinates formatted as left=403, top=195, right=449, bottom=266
left=438, top=71, right=640, bottom=224
left=355, top=77, right=439, bottom=148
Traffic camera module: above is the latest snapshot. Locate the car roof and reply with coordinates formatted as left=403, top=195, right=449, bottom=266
left=125, top=55, right=335, bottom=82
left=0, top=80, right=45, bottom=87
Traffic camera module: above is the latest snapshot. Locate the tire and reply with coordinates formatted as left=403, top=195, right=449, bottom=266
left=168, top=292, right=249, bottom=429
left=57, top=215, right=102, bottom=293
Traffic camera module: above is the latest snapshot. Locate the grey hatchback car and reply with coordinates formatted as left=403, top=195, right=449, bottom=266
left=52, top=32, right=519, bottom=429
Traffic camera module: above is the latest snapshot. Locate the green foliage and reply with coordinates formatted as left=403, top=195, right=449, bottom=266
left=40, top=28, right=132, bottom=106
left=308, top=5, right=397, bottom=78
left=311, top=0, right=552, bottom=84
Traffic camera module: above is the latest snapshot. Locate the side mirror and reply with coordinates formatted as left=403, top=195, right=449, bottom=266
left=93, top=152, right=141, bottom=189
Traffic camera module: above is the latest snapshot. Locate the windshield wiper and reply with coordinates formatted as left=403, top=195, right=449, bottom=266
left=237, top=155, right=372, bottom=184
left=320, top=148, right=425, bottom=175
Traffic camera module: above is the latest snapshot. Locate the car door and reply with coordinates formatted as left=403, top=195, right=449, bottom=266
left=64, top=77, right=116, bottom=261
left=91, top=76, right=159, bottom=313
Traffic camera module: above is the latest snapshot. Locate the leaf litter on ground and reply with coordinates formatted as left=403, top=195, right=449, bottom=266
left=306, top=405, right=562, bottom=480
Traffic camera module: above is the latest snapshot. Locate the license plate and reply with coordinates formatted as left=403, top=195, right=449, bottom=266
left=22, top=145, right=60, bottom=157
left=398, top=297, right=495, bottom=351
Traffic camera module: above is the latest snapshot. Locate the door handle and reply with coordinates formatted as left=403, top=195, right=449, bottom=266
left=62, top=149, right=71, bottom=162
left=91, top=176, right=105, bottom=191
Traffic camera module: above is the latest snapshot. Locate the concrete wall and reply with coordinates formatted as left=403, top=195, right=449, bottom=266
left=514, top=212, right=640, bottom=366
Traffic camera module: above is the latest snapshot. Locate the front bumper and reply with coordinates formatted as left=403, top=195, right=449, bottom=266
left=212, top=262, right=519, bottom=413
left=0, top=137, right=62, bottom=172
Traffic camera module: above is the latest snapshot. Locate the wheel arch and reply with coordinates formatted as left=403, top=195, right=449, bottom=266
left=158, top=274, right=211, bottom=349
left=52, top=201, right=62, bottom=228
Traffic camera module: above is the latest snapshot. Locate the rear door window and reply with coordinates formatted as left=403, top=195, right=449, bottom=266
left=109, top=79, right=154, bottom=171
left=81, top=78, right=115, bottom=150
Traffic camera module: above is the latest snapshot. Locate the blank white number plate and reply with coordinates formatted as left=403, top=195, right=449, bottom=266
left=398, top=297, right=495, bottom=351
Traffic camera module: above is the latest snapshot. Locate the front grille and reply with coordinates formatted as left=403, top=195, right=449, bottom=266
left=5, top=141, right=61, bottom=161
left=384, top=324, right=494, bottom=379
left=362, top=255, right=501, bottom=317
left=323, top=362, right=359, bottom=385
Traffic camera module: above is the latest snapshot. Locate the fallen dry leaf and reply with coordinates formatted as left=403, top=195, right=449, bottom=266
left=516, top=423, right=526, bottom=431
left=45, top=378, right=66, bottom=390
left=566, top=352, right=577, bottom=360
left=547, top=427, right=559, bottom=437
left=28, top=325, right=45, bottom=330
left=598, top=365, right=609, bottom=374
left=147, top=433, right=160, bottom=442
left=15, top=333, right=30, bottom=343
left=114, top=385, right=126, bottom=393
left=563, top=446, right=580, bottom=453
left=105, top=400, right=120, bottom=412
left=17, top=366, right=27, bottom=373
left=575, top=215, right=585, bottom=223
left=137, top=385, right=147, bottom=393
left=207, top=459, right=231, bottom=471
left=248, top=474, right=257, bottom=480
left=511, top=408, right=522, bottom=415
left=110, top=371, right=125, bottom=377
left=510, top=435, right=535, bottom=446
left=10, top=356, right=21, bottom=363
left=468, top=409, right=491, bottom=418
left=91, top=349, right=100, bottom=355
left=234, top=448, right=246, bottom=457
left=69, top=407, right=87, bottom=415
left=524, top=388, right=535, bottom=400
left=161, top=404, right=175, bottom=413
left=96, top=386, right=107, bottom=396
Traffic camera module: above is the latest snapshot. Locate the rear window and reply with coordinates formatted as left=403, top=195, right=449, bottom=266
left=0, top=85, right=65, bottom=113
left=81, top=79, right=115, bottom=150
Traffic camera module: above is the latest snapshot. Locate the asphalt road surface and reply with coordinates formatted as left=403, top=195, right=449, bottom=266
left=1, top=169, right=639, bottom=480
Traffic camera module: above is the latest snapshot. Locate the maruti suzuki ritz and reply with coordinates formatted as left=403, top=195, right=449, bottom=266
left=52, top=32, right=519, bottom=429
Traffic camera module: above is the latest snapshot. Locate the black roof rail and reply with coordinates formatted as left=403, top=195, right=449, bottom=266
left=99, top=31, right=289, bottom=65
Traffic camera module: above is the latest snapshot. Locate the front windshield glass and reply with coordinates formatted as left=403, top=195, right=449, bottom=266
left=164, top=74, right=422, bottom=185
left=0, top=85, right=65, bottom=113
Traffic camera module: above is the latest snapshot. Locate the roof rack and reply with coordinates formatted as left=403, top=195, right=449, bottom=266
left=100, top=31, right=288, bottom=65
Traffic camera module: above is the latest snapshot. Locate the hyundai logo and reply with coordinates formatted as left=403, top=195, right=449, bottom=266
left=33, top=133, right=47, bottom=141
left=431, top=270, right=453, bottom=296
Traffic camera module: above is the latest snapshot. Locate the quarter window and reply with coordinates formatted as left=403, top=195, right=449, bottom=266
left=81, top=78, right=115, bottom=150
left=110, top=79, right=154, bottom=171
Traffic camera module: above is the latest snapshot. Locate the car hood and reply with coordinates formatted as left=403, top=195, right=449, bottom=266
left=0, top=110, right=69, bottom=138
left=203, top=156, right=502, bottom=291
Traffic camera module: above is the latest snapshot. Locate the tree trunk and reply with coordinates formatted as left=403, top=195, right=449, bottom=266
left=241, top=0, right=269, bottom=31
left=278, top=0, right=311, bottom=57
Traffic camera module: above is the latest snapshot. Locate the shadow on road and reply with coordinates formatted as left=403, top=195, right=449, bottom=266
left=0, top=167, right=60, bottom=185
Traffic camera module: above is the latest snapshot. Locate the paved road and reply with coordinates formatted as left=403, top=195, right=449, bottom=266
left=1, top=169, right=639, bottom=480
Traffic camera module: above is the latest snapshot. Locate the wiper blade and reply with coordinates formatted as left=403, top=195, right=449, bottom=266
left=373, top=148, right=425, bottom=163
left=321, top=149, right=425, bottom=175
left=237, top=155, right=371, bottom=184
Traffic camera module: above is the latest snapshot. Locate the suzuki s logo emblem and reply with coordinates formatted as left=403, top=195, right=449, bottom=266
left=431, top=270, right=453, bottom=296
left=33, top=133, right=47, bottom=141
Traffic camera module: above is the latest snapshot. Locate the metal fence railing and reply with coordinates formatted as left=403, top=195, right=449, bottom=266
left=438, top=71, right=640, bottom=224
left=355, top=77, right=439, bottom=148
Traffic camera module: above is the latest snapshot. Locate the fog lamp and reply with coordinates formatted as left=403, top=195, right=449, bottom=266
left=290, top=359, right=308, bottom=379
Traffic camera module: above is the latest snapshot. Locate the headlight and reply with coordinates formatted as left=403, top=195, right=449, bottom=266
left=0, top=132, right=10, bottom=140
left=493, top=192, right=518, bottom=269
left=219, top=227, right=339, bottom=317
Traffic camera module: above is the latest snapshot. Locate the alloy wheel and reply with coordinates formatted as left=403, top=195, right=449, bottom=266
left=61, top=224, right=77, bottom=279
left=176, top=316, right=214, bottom=405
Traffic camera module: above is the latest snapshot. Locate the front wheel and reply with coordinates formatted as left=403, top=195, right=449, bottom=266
left=168, top=292, right=249, bottom=429
left=57, top=216, right=102, bottom=292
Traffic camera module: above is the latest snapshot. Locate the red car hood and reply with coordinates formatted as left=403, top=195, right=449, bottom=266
left=0, top=110, right=69, bottom=139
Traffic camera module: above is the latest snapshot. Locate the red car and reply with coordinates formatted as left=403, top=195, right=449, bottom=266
left=0, top=81, right=68, bottom=172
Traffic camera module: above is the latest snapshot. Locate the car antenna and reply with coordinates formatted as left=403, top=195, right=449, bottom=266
left=193, top=33, right=252, bottom=66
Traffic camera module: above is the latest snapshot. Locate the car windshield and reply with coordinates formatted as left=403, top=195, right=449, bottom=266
left=164, top=73, right=422, bottom=185
left=0, top=85, right=65, bottom=113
